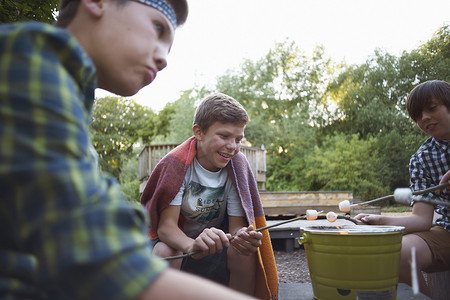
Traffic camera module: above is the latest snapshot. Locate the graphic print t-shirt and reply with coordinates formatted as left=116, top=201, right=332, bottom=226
left=170, top=158, right=245, bottom=238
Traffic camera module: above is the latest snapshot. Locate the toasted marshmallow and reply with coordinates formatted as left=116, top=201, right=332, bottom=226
left=306, top=209, right=318, bottom=220
left=326, top=211, right=338, bottom=222
left=394, top=188, right=412, bottom=205
left=339, top=200, right=351, bottom=212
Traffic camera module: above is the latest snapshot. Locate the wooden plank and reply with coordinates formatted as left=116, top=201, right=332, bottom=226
left=138, top=146, right=149, bottom=181
left=261, top=191, right=351, bottom=199
left=260, top=191, right=353, bottom=216
left=139, top=180, right=148, bottom=194
left=263, top=205, right=341, bottom=216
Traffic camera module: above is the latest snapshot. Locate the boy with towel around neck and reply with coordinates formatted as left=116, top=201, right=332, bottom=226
left=141, top=93, right=279, bottom=299
left=0, top=1, right=259, bottom=299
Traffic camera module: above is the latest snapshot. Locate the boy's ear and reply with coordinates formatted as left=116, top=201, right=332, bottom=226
left=80, top=0, right=106, bottom=18
left=193, top=124, right=203, bottom=140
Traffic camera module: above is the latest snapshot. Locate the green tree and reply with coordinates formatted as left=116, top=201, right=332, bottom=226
left=217, top=41, right=336, bottom=145
left=0, top=0, right=59, bottom=23
left=405, top=25, right=450, bottom=83
left=119, top=150, right=141, bottom=202
left=372, top=128, right=426, bottom=190
left=321, top=25, right=449, bottom=195
left=303, top=133, right=389, bottom=201
left=215, top=41, right=337, bottom=191
left=155, top=89, right=203, bottom=143
left=90, top=96, right=155, bottom=179
left=325, top=25, right=449, bottom=139
left=325, top=50, right=413, bottom=138
left=264, top=106, right=316, bottom=191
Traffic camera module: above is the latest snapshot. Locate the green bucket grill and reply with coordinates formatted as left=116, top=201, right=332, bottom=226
left=298, top=225, right=405, bottom=300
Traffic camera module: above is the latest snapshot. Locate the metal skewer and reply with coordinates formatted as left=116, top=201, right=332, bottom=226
left=413, top=182, right=448, bottom=195
left=410, top=247, right=420, bottom=299
left=350, top=194, right=394, bottom=207
left=350, top=182, right=448, bottom=208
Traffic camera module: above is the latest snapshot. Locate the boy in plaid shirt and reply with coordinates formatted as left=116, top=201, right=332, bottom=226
left=356, top=80, right=450, bottom=297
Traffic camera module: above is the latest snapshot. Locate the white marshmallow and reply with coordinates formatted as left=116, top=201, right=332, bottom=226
left=326, top=211, right=338, bottom=222
left=339, top=200, right=351, bottom=212
left=306, top=209, right=318, bottom=220
left=394, top=188, right=412, bottom=205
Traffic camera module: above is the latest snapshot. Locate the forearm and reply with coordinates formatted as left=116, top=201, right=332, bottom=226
left=158, top=225, right=194, bottom=253
left=379, top=214, right=432, bottom=233
left=139, top=269, right=257, bottom=300
left=357, top=202, right=434, bottom=234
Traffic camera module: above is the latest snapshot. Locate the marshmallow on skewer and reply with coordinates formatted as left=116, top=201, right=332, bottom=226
left=394, top=188, right=412, bottom=205
left=326, top=211, right=337, bottom=222
left=306, top=209, right=319, bottom=220
left=339, top=200, right=351, bottom=212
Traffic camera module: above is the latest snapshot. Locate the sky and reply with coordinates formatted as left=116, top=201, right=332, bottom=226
left=95, top=0, right=450, bottom=112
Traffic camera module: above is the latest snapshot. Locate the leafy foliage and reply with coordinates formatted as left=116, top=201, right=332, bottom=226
left=0, top=0, right=59, bottom=24
left=91, top=96, right=156, bottom=179
left=303, top=133, right=388, bottom=201
left=119, top=150, right=141, bottom=203
left=406, top=25, right=450, bottom=83
left=153, top=89, right=202, bottom=143
left=215, top=43, right=338, bottom=191
left=325, top=25, right=449, bottom=140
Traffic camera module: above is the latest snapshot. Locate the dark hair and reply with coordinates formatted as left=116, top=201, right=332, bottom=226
left=55, top=0, right=188, bottom=28
left=406, top=80, right=450, bottom=122
left=194, top=93, right=249, bottom=133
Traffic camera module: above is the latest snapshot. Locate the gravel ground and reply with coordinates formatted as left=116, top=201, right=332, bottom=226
left=274, top=247, right=311, bottom=283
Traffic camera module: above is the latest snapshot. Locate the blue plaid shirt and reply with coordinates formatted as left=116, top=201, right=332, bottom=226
left=0, top=22, right=166, bottom=299
left=410, top=137, right=450, bottom=231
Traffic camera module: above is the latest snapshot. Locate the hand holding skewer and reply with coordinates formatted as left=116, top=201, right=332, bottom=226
left=164, top=210, right=324, bottom=261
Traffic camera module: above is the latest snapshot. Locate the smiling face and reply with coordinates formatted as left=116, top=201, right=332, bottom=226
left=194, top=121, right=245, bottom=172
left=416, top=98, right=450, bottom=140
left=72, top=0, right=175, bottom=96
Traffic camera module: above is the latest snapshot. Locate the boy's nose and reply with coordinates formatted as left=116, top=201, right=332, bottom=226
left=154, top=46, right=168, bottom=71
left=227, top=140, right=237, bottom=150
left=421, top=111, right=431, bottom=121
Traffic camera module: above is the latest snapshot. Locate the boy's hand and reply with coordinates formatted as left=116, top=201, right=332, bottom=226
left=229, top=225, right=262, bottom=256
left=354, top=213, right=383, bottom=224
left=190, top=227, right=229, bottom=259
left=439, top=170, right=450, bottom=187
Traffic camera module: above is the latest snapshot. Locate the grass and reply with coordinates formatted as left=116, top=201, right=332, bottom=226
left=381, top=204, right=413, bottom=213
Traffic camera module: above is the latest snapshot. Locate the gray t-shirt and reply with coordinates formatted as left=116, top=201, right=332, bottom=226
left=170, top=158, right=245, bottom=238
